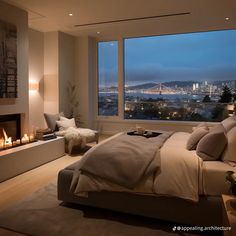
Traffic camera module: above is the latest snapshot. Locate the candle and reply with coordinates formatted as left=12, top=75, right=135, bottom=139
left=22, top=134, right=30, bottom=144
left=16, top=139, right=21, bottom=145
left=29, top=134, right=34, bottom=142
left=12, top=141, right=17, bottom=146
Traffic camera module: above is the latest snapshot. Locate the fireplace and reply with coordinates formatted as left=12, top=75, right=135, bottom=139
left=0, top=114, right=21, bottom=149
left=0, top=114, right=21, bottom=139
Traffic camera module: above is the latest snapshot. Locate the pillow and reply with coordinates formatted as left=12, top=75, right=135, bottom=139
left=44, top=112, right=65, bottom=131
left=196, top=124, right=227, bottom=161
left=222, top=126, right=236, bottom=163
left=221, top=116, right=236, bottom=133
left=59, top=116, right=69, bottom=121
left=186, top=126, right=209, bottom=150
left=44, top=113, right=60, bottom=131
left=192, top=122, right=208, bottom=131
left=56, top=118, right=76, bottom=131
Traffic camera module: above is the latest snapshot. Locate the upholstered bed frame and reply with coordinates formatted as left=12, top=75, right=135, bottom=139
left=57, top=161, right=223, bottom=226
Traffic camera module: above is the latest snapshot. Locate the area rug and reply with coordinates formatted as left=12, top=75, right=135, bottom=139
left=0, top=181, right=218, bottom=236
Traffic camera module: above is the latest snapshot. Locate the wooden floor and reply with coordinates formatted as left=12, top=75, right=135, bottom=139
left=0, top=135, right=110, bottom=236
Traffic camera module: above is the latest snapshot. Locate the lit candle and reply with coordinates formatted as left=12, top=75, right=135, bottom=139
left=12, top=141, right=17, bottom=146
left=29, top=134, right=34, bottom=142
left=16, top=139, right=21, bottom=145
left=21, top=134, right=29, bottom=144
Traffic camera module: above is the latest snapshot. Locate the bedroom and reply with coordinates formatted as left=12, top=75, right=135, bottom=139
left=0, top=0, right=236, bottom=235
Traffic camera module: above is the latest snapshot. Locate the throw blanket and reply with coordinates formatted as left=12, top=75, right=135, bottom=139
left=56, top=127, right=95, bottom=154
left=72, top=131, right=173, bottom=189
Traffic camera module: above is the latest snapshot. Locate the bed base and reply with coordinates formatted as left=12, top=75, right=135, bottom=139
left=57, top=167, right=222, bottom=227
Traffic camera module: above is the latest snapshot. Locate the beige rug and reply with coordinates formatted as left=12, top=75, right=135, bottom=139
left=0, top=181, right=217, bottom=236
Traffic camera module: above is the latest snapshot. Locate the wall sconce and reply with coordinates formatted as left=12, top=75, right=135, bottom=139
left=29, top=80, right=39, bottom=91
left=227, top=104, right=235, bottom=117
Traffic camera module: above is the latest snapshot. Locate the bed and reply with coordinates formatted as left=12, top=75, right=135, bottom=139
left=58, top=119, right=236, bottom=226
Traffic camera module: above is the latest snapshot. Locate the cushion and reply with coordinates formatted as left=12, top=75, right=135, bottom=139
left=56, top=118, right=76, bottom=131
left=44, top=112, right=65, bottom=131
left=44, top=113, right=60, bottom=131
left=222, top=126, right=236, bottom=163
left=221, top=116, right=236, bottom=133
left=192, top=122, right=208, bottom=131
left=186, top=126, right=209, bottom=150
left=196, top=124, right=227, bottom=161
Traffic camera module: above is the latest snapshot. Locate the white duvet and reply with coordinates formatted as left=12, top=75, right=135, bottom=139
left=73, top=132, right=202, bottom=202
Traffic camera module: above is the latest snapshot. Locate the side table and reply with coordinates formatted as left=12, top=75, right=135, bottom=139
left=222, top=194, right=236, bottom=236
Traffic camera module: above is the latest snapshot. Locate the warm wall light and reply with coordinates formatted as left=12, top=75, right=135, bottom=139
left=29, top=80, right=39, bottom=91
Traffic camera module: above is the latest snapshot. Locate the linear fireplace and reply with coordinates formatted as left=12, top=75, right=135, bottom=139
left=0, top=114, right=21, bottom=140
left=0, top=114, right=21, bottom=149
left=0, top=114, right=36, bottom=150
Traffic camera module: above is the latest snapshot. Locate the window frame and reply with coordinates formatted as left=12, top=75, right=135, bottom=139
left=96, top=29, right=236, bottom=123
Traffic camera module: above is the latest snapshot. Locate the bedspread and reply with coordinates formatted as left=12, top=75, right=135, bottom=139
left=71, top=132, right=202, bottom=202
left=72, top=131, right=173, bottom=189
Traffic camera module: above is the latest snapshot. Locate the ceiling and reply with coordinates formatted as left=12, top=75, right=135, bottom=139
left=3, top=0, right=236, bottom=39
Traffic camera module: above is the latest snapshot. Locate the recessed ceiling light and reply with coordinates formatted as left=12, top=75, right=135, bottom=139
left=69, top=13, right=73, bottom=16
left=97, top=31, right=100, bottom=34
left=225, top=17, right=230, bottom=21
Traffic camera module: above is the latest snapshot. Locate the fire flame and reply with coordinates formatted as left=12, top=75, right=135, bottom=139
left=3, top=129, right=12, bottom=145
left=0, top=129, right=12, bottom=149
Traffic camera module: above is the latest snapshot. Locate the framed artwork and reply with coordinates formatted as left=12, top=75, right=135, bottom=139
left=0, top=19, right=17, bottom=98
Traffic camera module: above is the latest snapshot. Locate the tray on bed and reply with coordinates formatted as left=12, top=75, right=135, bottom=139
left=127, top=131, right=162, bottom=138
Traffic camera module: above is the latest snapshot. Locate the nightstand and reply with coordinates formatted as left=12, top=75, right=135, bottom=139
left=222, top=194, right=236, bottom=236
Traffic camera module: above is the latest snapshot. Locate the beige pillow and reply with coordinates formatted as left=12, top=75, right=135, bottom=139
left=56, top=118, right=76, bottom=131
left=44, top=113, right=60, bottom=131
left=222, top=126, right=236, bottom=163
left=44, top=112, right=65, bottom=131
left=221, top=116, right=236, bottom=133
left=186, top=126, right=209, bottom=150
left=192, top=122, right=208, bottom=131
left=196, top=124, right=227, bottom=161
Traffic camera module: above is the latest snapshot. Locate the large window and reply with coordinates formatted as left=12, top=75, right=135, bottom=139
left=98, top=41, right=118, bottom=116
left=124, top=30, right=236, bottom=121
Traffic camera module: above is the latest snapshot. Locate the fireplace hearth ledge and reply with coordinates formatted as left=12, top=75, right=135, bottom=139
left=0, top=137, right=65, bottom=182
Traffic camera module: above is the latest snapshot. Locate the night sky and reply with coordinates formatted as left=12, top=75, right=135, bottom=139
left=98, top=29, right=236, bottom=87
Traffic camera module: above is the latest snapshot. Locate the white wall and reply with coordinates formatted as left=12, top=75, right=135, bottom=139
left=28, top=29, right=44, bottom=130
left=43, top=32, right=59, bottom=114
left=0, top=1, right=29, bottom=133
left=58, top=32, right=76, bottom=117
left=74, top=36, right=88, bottom=127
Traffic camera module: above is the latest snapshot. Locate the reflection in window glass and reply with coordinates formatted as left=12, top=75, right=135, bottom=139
left=98, top=41, right=118, bottom=116
left=124, top=30, right=236, bottom=121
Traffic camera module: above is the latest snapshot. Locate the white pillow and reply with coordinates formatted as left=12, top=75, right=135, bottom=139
left=222, top=126, right=236, bottom=163
left=59, top=115, right=69, bottom=121
left=56, top=118, right=76, bottom=131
